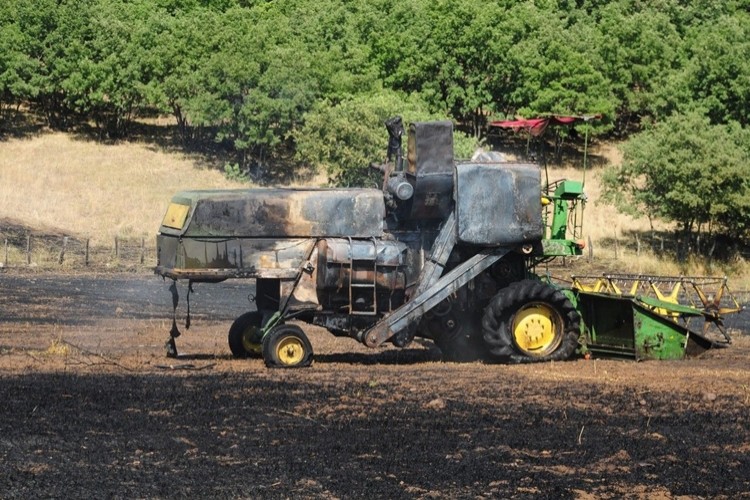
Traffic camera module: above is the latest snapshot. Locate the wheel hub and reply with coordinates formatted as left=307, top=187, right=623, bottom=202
left=277, top=337, right=304, bottom=365
left=242, top=326, right=262, bottom=354
left=512, top=303, right=561, bottom=355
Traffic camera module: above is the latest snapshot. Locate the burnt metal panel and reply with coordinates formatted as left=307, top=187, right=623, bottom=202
left=318, top=238, right=407, bottom=266
left=159, top=188, right=385, bottom=239
left=316, top=238, right=409, bottom=314
left=455, top=162, right=543, bottom=246
left=406, top=121, right=455, bottom=219
left=316, top=238, right=408, bottom=288
left=155, top=234, right=315, bottom=281
left=407, top=175, right=454, bottom=220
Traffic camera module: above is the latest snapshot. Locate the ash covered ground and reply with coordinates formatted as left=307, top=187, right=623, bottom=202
left=1, top=272, right=749, bottom=499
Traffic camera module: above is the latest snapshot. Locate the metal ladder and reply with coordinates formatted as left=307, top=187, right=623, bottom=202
left=348, top=237, right=378, bottom=316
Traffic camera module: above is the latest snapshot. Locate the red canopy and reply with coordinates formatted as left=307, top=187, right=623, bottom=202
left=489, top=115, right=601, bottom=137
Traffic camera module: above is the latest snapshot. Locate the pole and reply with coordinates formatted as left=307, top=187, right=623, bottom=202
left=582, top=125, right=589, bottom=189
left=58, top=236, right=68, bottom=265
left=614, top=231, right=620, bottom=260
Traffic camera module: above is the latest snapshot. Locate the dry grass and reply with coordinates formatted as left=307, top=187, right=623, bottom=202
left=0, top=132, right=246, bottom=246
left=41, top=336, right=74, bottom=357
left=544, top=142, right=670, bottom=244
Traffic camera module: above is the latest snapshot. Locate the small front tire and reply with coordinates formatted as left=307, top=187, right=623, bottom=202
left=228, top=311, right=264, bottom=358
left=262, top=324, right=313, bottom=368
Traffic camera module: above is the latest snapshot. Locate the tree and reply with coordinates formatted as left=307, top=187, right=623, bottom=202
left=295, top=89, right=476, bottom=186
left=83, top=0, right=152, bottom=138
left=678, top=13, right=750, bottom=126
left=0, top=0, right=59, bottom=128
left=369, top=0, right=505, bottom=137
left=139, top=7, right=227, bottom=142
left=0, top=22, right=38, bottom=125
left=505, top=5, right=614, bottom=125
left=596, top=2, right=683, bottom=132
left=601, top=110, right=750, bottom=247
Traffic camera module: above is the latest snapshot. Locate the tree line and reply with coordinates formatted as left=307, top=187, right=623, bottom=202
left=1, top=0, right=749, bottom=242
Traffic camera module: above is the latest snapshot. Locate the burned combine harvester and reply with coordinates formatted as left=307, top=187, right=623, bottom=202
left=155, top=119, right=740, bottom=367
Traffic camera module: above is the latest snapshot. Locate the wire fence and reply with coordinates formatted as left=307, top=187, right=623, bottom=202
left=0, top=233, right=155, bottom=270
left=588, top=231, right=750, bottom=263
left=2, top=227, right=748, bottom=271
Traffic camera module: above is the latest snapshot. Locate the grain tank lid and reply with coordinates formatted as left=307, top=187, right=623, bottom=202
left=160, top=188, right=386, bottom=238
left=455, top=162, right=543, bottom=246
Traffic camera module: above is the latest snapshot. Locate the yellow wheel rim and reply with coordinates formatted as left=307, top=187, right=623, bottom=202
left=276, top=336, right=305, bottom=365
left=241, top=326, right=262, bottom=354
left=512, top=303, right=563, bottom=356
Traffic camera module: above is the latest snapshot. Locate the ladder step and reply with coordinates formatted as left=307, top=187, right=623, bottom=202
left=346, top=238, right=379, bottom=315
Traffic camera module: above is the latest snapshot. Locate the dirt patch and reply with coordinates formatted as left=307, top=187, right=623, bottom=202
left=1, top=272, right=749, bottom=498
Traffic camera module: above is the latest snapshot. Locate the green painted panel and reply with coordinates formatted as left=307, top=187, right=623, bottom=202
left=632, top=304, right=689, bottom=360
left=575, top=291, right=700, bottom=360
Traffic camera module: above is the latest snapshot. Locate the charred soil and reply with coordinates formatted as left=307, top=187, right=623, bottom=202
left=1, top=272, right=749, bottom=499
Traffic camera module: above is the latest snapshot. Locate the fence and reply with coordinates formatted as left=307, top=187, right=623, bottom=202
left=2, top=229, right=748, bottom=270
left=1, top=233, right=156, bottom=269
left=582, top=231, right=750, bottom=263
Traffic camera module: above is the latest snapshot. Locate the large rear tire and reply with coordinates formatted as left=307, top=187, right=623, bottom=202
left=228, top=311, right=264, bottom=358
left=262, top=324, right=313, bottom=368
left=482, top=280, right=579, bottom=363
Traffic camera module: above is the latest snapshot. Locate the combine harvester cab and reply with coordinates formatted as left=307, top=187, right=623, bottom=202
left=155, top=116, right=741, bottom=367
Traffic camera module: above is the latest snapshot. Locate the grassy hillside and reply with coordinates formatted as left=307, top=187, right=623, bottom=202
left=0, top=132, right=245, bottom=246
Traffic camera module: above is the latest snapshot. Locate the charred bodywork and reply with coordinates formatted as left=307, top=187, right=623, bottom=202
left=156, top=119, right=739, bottom=367
left=156, top=188, right=385, bottom=280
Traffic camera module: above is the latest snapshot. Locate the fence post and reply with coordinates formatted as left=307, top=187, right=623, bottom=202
left=635, top=233, right=641, bottom=257
left=587, top=235, right=593, bottom=263
left=140, top=237, right=145, bottom=264
left=3, top=239, right=7, bottom=267
left=85, top=239, right=90, bottom=266
left=58, top=236, right=68, bottom=265
left=26, top=234, right=31, bottom=265
left=614, top=230, right=619, bottom=260
left=114, top=236, right=119, bottom=259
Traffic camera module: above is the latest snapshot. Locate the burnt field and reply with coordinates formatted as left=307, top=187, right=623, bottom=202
left=1, top=272, right=749, bottom=499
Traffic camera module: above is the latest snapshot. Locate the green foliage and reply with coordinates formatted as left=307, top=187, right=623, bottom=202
left=595, top=3, right=682, bottom=130
left=504, top=5, right=614, bottom=126
left=0, top=23, right=38, bottom=111
left=295, top=90, right=429, bottom=186
left=601, top=111, right=750, bottom=238
left=2, top=0, right=750, bottom=240
left=3, top=0, right=748, bottom=140
left=223, top=162, right=249, bottom=182
left=676, top=13, right=750, bottom=125
left=295, top=89, right=476, bottom=186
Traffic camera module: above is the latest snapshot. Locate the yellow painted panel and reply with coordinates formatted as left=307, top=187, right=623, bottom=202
left=162, top=203, right=190, bottom=230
